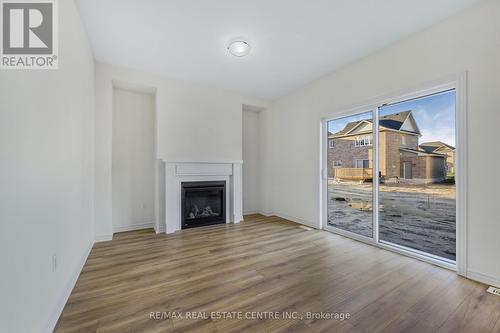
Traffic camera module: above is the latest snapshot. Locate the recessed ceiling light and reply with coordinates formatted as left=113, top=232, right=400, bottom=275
left=227, top=40, right=251, bottom=57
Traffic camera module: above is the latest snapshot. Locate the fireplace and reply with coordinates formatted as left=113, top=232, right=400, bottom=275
left=164, top=162, right=242, bottom=234
left=181, top=181, right=226, bottom=229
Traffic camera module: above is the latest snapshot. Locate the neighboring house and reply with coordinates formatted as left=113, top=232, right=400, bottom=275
left=328, top=111, right=448, bottom=183
left=419, top=141, right=455, bottom=174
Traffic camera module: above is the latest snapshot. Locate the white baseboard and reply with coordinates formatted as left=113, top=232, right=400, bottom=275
left=244, top=210, right=319, bottom=229
left=154, top=224, right=166, bottom=234
left=243, top=210, right=273, bottom=217
left=467, top=270, right=500, bottom=288
left=233, top=214, right=243, bottom=223
left=112, top=222, right=154, bottom=233
left=46, top=241, right=93, bottom=333
left=95, top=234, right=113, bottom=242
left=243, top=210, right=261, bottom=215
left=272, top=212, right=319, bottom=229
left=242, top=210, right=272, bottom=219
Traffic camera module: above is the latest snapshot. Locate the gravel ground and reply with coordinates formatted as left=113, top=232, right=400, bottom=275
left=328, top=180, right=456, bottom=261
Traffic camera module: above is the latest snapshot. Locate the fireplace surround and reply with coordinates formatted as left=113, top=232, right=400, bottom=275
left=162, top=161, right=243, bottom=234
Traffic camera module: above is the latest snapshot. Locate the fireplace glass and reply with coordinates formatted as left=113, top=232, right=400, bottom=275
left=181, top=181, right=226, bottom=229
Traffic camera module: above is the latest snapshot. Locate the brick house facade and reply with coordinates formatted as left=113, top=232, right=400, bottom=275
left=328, top=111, right=448, bottom=183
left=420, top=141, right=456, bottom=174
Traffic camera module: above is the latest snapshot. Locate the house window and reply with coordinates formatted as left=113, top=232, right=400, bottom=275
left=355, top=159, right=370, bottom=168
left=328, top=139, right=335, bottom=148
left=355, top=135, right=372, bottom=147
left=332, top=160, right=342, bottom=168
left=401, top=136, right=406, bottom=145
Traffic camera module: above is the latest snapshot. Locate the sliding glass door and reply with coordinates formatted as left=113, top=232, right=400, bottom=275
left=326, top=111, right=374, bottom=239
left=378, top=90, right=456, bottom=262
left=325, top=89, right=457, bottom=264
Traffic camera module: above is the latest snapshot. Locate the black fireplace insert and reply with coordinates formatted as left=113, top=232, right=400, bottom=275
left=181, top=181, right=226, bottom=229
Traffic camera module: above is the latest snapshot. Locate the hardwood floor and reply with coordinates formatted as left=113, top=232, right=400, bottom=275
left=55, top=215, right=500, bottom=333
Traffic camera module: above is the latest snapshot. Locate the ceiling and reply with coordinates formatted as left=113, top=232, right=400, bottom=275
left=76, top=0, right=480, bottom=100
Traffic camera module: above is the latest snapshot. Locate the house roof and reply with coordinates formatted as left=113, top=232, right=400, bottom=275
left=330, top=110, right=420, bottom=138
left=419, top=141, right=456, bottom=153
left=331, top=121, right=366, bottom=137
left=400, top=147, right=447, bottom=157
left=379, top=110, right=413, bottom=131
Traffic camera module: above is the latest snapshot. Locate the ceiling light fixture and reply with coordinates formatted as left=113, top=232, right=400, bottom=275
left=227, top=40, right=251, bottom=57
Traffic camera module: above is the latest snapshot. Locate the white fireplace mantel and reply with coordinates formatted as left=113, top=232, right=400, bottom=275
left=163, top=161, right=243, bottom=233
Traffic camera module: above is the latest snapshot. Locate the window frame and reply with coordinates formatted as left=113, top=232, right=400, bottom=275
left=320, top=72, right=467, bottom=275
left=354, top=135, right=373, bottom=147
left=354, top=159, right=370, bottom=168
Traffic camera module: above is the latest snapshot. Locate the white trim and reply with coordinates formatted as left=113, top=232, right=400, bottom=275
left=320, top=120, right=328, bottom=230
left=247, top=211, right=319, bottom=229
left=232, top=163, right=244, bottom=223
left=272, top=212, right=319, bottom=229
left=46, top=241, right=93, bottom=333
left=243, top=210, right=262, bottom=215
left=259, top=211, right=274, bottom=217
left=154, top=224, right=166, bottom=234
left=112, top=222, right=154, bottom=233
left=95, top=234, right=113, bottom=242
left=373, top=108, right=380, bottom=243
left=165, top=162, right=242, bottom=234
left=455, top=72, right=468, bottom=277
left=240, top=211, right=324, bottom=231
left=321, top=72, right=467, bottom=274
left=165, top=160, right=243, bottom=164
left=155, top=159, right=165, bottom=234
left=175, top=163, right=233, bottom=176
left=467, top=270, right=500, bottom=289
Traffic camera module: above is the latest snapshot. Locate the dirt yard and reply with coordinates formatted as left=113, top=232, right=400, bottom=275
left=327, top=180, right=456, bottom=261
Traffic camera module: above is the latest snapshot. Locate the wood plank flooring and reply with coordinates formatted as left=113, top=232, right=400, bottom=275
left=55, top=215, right=500, bottom=333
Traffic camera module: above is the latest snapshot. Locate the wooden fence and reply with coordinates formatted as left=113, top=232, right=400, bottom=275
left=334, top=168, right=373, bottom=181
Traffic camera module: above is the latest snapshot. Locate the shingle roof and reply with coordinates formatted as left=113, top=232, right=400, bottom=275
left=381, top=110, right=411, bottom=124
left=331, top=121, right=363, bottom=136
left=379, top=110, right=412, bottom=131
left=330, top=110, right=417, bottom=137
left=400, top=147, right=447, bottom=157
left=419, top=141, right=455, bottom=153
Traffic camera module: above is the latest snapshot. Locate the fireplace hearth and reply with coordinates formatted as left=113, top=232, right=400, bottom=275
left=181, top=181, right=226, bottom=229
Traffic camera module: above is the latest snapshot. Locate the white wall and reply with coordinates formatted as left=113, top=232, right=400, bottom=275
left=0, top=1, right=95, bottom=332
left=95, top=63, right=268, bottom=239
left=112, top=88, right=155, bottom=232
left=260, top=0, right=500, bottom=286
left=242, top=110, right=261, bottom=214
